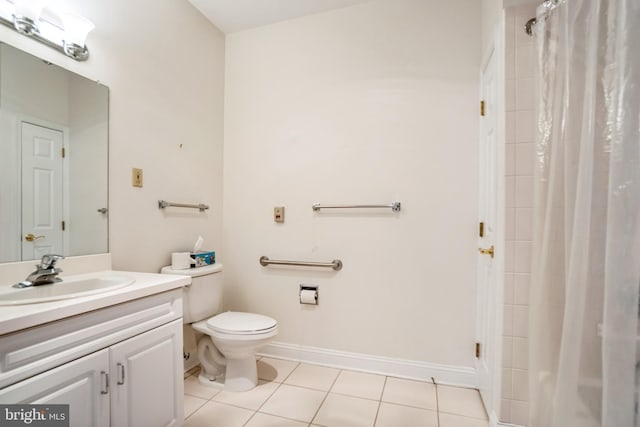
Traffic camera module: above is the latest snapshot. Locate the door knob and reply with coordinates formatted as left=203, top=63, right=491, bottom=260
left=25, top=233, right=45, bottom=242
left=478, top=245, right=495, bottom=258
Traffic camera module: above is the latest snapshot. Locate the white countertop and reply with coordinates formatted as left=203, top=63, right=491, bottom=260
left=0, top=270, right=190, bottom=335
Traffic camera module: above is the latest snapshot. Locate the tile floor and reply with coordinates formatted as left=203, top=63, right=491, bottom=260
left=183, top=357, right=489, bottom=427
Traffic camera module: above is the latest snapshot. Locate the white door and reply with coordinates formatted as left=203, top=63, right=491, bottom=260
left=21, top=122, right=64, bottom=260
left=110, top=319, right=184, bottom=427
left=477, top=45, right=499, bottom=411
left=0, top=349, right=110, bottom=427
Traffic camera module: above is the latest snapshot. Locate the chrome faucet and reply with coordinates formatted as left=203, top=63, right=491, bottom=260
left=13, top=254, right=65, bottom=288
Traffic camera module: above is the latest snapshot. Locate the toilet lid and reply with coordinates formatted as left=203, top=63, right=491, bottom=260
left=207, top=312, right=277, bottom=335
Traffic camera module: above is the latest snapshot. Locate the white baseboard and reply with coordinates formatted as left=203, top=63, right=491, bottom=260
left=258, top=341, right=476, bottom=388
left=496, top=422, right=523, bottom=427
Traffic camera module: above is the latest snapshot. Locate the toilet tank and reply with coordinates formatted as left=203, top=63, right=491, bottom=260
left=160, top=263, right=223, bottom=324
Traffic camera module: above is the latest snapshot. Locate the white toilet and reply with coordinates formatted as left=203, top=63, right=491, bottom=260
left=161, top=264, right=278, bottom=392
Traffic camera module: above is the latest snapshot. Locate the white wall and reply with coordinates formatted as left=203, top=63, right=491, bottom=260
left=0, top=0, right=226, bottom=272
left=224, top=0, right=481, bottom=367
left=68, top=74, right=108, bottom=256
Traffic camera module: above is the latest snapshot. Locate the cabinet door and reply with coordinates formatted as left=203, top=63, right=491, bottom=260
left=110, top=319, right=183, bottom=427
left=0, top=349, right=110, bottom=427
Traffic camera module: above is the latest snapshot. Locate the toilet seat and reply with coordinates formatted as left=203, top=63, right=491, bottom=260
left=206, top=311, right=277, bottom=335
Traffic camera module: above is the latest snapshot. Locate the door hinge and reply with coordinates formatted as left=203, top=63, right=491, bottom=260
left=480, top=100, right=485, bottom=116
left=479, top=222, right=485, bottom=238
left=475, top=342, right=481, bottom=358
left=61, top=147, right=66, bottom=158
left=61, top=221, right=66, bottom=231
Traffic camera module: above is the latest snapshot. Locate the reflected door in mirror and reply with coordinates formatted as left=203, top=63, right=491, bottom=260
left=21, top=122, right=64, bottom=260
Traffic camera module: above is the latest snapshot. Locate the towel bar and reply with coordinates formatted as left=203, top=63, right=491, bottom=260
left=259, top=256, right=343, bottom=271
left=312, top=202, right=401, bottom=212
left=158, top=200, right=209, bottom=212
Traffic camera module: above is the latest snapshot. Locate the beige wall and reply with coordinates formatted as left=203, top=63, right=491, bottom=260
left=0, top=0, right=226, bottom=273
left=223, top=0, right=481, bottom=367
left=482, top=0, right=503, bottom=59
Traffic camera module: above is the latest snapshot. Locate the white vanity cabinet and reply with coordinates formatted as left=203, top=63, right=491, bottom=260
left=0, top=348, right=110, bottom=426
left=0, top=288, right=184, bottom=427
left=109, top=319, right=182, bottom=427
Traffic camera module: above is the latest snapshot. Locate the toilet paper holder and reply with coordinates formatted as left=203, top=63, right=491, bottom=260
left=300, top=285, right=318, bottom=305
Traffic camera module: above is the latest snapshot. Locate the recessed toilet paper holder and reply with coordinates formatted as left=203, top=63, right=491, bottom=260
left=300, top=285, right=318, bottom=305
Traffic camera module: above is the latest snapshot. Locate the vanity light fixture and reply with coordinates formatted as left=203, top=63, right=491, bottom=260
left=0, top=0, right=94, bottom=61
left=12, top=0, right=47, bottom=35
left=59, top=12, right=93, bottom=60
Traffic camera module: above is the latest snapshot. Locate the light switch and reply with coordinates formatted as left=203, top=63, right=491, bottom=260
left=274, top=206, right=285, bottom=223
left=132, top=168, right=143, bottom=187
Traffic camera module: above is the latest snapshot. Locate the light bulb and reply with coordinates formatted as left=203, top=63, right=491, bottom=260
left=13, top=0, right=49, bottom=35
left=59, top=12, right=94, bottom=59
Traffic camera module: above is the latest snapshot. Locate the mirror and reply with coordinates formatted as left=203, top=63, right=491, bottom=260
left=0, top=42, right=109, bottom=263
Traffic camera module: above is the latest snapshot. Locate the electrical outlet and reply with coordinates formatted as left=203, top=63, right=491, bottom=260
left=274, top=206, right=285, bottom=223
left=132, top=168, right=143, bottom=187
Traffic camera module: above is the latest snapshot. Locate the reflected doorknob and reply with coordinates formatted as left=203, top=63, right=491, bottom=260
left=25, top=233, right=45, bottom=242
left=478, top=245, right=495, bottom=258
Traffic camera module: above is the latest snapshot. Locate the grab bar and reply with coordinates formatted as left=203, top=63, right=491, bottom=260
left=259, top=256, right=343, bottom=271
left=158, top=200, right=209, bottom=212
left=312, top=202, right=401, bottom=212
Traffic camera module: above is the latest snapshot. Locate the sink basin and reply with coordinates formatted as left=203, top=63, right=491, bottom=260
left=0, top=274, right=135, bottom=305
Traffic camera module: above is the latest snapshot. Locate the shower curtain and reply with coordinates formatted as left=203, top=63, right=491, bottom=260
left=529, top=0, right=640, bottom=426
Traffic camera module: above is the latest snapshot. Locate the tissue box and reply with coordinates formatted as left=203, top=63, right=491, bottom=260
left=191, top=251, right=215, bottom=267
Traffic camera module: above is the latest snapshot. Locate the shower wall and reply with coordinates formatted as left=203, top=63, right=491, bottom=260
left=501, top=4, right=536, bottom=426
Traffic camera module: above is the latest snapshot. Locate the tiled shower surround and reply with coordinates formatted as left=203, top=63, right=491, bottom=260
left=502, top=5, right=536, bottom=426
